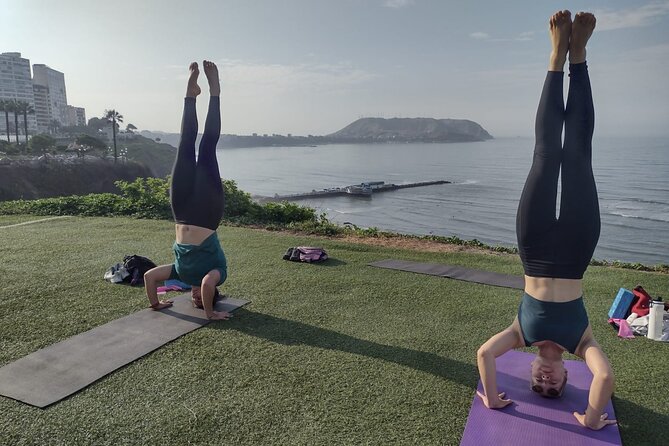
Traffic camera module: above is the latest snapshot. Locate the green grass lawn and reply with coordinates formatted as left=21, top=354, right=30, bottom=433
left=0, top=215, right=667, bottom=445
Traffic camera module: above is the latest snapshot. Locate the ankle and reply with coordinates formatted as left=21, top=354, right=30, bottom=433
left=569, top=49, right=586, bottom=64
left=549, top=52, right=567, bottom=71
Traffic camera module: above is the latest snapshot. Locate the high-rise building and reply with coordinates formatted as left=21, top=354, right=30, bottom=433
left=0, top=52, right=37, bottom=135
left=2, top=53, right=86, bottom=138
left=65, top=105, right=86, bottom=127
left=32, top=84, right=51, bottom=132
left=33, top=64, right=68, bottom=127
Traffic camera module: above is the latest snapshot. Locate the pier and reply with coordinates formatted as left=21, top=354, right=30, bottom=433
left=256, top=180, right=451, bottom=203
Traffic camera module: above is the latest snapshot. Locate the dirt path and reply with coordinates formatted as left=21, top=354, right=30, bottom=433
left=0, top=216, right=72, bottom=229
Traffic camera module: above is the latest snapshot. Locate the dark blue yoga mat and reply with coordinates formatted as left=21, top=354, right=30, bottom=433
left=368, top=259, right=525, bottom=289
left=461, top=350, right=621, bottom=445
left=0, top=294, right=249, bottom=408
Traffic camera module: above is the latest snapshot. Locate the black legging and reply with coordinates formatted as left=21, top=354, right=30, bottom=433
left=516, top=63, right=600, bottom=279
left=170, top=96, right=224, bottom=230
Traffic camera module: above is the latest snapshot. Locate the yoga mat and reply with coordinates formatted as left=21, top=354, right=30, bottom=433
left=461, top=350, right=621, bottom=446
left=0, top=294, right=249, bottom=408
left=368, top=259, right=524, bottom=289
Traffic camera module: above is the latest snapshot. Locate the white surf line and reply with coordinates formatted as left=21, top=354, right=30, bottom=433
left=0, top=215, right=72, bottom=229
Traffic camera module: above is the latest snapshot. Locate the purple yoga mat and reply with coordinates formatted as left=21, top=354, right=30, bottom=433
left=461, top=350, right=621, bottom=446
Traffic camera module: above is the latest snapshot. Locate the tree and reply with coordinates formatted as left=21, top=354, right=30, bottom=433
left=75, top=134, right=107, bottom=152
left=15, top=101, right=35, bottom=144
left=11, top=100, right=20, bottom=145
left=49, top=119, right=61, bottom=135
left=29, top=134, right=56, bottom=155
left=126, top=123, right=137, bottom=133
left=0, top=99, right=11, bottom=142
left=86, top=117, right=107, bottom=131
left=104, top=109, right=123, bottom=163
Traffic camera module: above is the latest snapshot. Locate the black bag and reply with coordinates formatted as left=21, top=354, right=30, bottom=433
left=123, top=255, right=157, bottom=286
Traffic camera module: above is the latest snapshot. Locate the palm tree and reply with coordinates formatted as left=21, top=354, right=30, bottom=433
left=15, top=101, right=35, bottom=144
left=49, top=119, right=61, bottom=135
left=0, top=99, right=11, bottom=142
left=11, top=100, right=20, bottom=144
left=104, top=109, right=123, bottom=163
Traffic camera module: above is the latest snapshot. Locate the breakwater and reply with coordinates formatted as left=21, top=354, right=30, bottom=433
left=257, top=180, right=451, bottom=203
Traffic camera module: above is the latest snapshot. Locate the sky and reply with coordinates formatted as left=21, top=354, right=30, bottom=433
left=2, top=0, right=668, bottom=137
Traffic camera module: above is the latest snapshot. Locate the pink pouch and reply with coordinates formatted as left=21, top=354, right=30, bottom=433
left=156, top=284, right=184, bottom=293
left=609, top=318, right=635, bottom=339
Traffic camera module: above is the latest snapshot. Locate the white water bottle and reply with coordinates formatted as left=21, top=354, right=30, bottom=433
left=647, top=297, right=664, bottom=341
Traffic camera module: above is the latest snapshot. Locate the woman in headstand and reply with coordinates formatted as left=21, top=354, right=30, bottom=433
left=476, top=11, right=616, bottom=430
left=143, top=60, right=231, bottom=321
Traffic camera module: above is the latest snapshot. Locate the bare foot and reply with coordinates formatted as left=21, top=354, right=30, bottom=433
left=549, top=10, right=572, bottom=71
left=186, top=62, right=201, bottom=98
left=570, top=12, right=596, bottom=64
left=202, top=60, right=220, bottom=96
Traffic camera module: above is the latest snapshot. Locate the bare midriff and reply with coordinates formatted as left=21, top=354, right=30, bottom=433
left=524, top=276, right=583, bottom=302
left=175, top=223, right=215, bottom=245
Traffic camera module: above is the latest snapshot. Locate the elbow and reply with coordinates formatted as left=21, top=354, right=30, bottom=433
left=599, top=370, right=615, bottom=388
left=143, top=270, right=155, bottom=286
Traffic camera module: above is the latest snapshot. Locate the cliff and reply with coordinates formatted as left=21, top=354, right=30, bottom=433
left=116, top=135, right=177, bottom=177
left=0, top=158, right=154, bottom=201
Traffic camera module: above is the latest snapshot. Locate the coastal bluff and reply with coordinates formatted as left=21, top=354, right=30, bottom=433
left=0, top=159, right=154, bottom=201
left=327, top=117, right=493, bottom=143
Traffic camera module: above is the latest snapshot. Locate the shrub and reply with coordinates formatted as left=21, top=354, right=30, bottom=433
left=0, top=140, right=12, bottom=154
left=220, top=180, right=318, bottom=224
left=77, top=193, right=127, bottom=216
left=0, top=193, right=124, bottom=216
left=29, top=134, right=56, bottom=155
left=259, top=201, right=316, bottom=224
left=222, top=179, right=262, bottom=219
left=115, top=177, right=171, bottom=219
left=1, top=142, right=21, bottom=155
left=290, top=219, right=342, bottom=236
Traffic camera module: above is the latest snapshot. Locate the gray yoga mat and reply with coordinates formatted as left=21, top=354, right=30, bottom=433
left=368, top=259, right=524, bottom=289
left=0, top=294, right=249, bottom=408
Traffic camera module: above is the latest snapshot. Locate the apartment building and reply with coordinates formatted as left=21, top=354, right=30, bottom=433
left=0, top=52, right=37, bottom=135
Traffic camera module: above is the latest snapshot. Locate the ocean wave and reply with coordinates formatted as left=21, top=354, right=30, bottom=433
left=607, top=197, right=669, bottom=208
left=627, top=197, right=669, bottom=206
left=606, top=211, right=669, bottom=223
left=327, top=208, right=354, bottom=215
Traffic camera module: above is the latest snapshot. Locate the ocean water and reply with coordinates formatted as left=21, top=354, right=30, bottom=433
left=217, top=136, right=669, bottom=265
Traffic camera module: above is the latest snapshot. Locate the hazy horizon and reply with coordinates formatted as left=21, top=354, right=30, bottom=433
left=2, top=0, right=669, bottom=138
